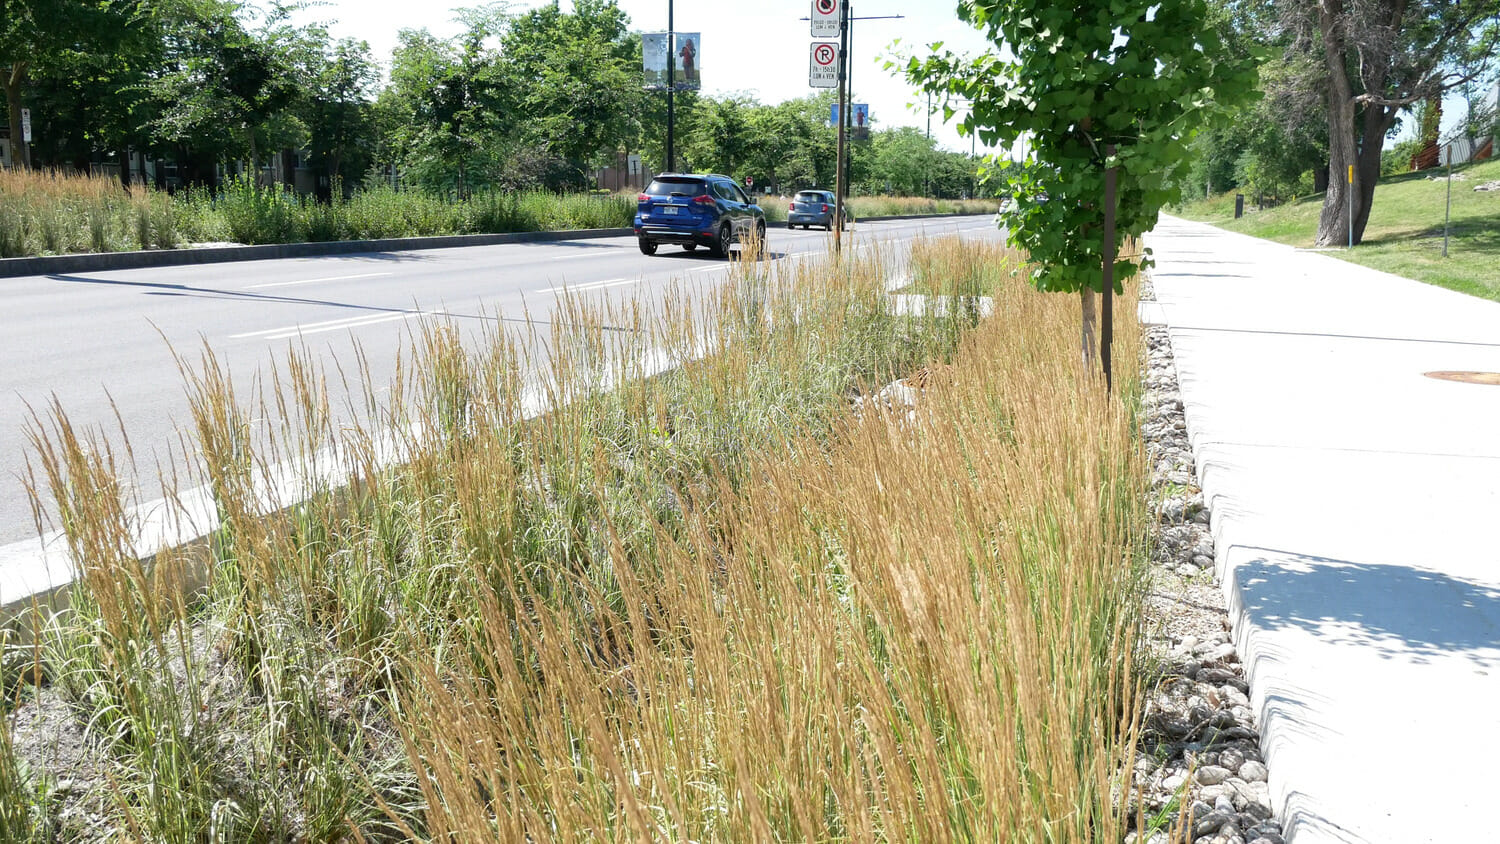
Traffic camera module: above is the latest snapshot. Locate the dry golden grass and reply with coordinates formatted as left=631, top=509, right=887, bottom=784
left=8, top=235, right=1148, bottom=841
left=0, top=169, right=178, bottom=257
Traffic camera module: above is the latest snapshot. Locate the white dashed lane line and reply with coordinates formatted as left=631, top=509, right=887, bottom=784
left=231, top=308, right=447, bottom=341
left=246, top=272, right=394, bottom=289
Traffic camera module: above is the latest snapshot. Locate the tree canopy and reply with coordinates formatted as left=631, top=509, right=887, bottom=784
left=897, top=0, right=1258, bottom=296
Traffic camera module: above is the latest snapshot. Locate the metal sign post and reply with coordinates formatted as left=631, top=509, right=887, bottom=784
left=833, top=0, right=850, bottom=255
left=1347, top=163, right=1353, bottom=249
left=801, top=2, right=901, bottom=254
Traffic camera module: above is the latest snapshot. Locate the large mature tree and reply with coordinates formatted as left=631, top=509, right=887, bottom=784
left=1280, top=0, right=1500, bottom=244
left=499, top=0, right=639, bottom=185
left=381, top=16, right=511, bottom=194
left=300, top=36, right=379, bottom=194
left=143, top=1, right=308, bottom=179
left=1, top=0, right=130, bottom=169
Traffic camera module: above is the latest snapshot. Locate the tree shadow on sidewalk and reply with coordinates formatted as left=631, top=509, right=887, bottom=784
left=1233, top=547, right=1500, bottom=666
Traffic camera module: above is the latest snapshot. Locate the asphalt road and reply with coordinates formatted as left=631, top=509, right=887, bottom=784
left=0, top=214, right=1002, bottom=547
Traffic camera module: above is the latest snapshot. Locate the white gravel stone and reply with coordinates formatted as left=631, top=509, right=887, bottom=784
left=1238, top=760, right=1268, bottom=783
left=1196, top=765, right=1232, bottom=785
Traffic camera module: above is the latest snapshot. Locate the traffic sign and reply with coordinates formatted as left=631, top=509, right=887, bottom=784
left=744, top=175, right=754, bottom=188
left=809, top=42, right=838, bottom=88
left=811, top=0, right=840, bottom=38
left=20, top=108, right=31, bottom=143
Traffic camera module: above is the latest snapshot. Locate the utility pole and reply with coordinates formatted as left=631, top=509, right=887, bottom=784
left=807, top=1, right=899, bottom=254
left=833, top=0, right=849, bottom=254
left=666, top=0, right=676, bottom=173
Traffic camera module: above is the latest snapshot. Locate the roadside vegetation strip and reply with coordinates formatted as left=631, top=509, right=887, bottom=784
left=0, top=169, right=998, bottom=267
left=2, top=235, right=1149, bottom=840
left=1171, top=156, right=1500, bottom=302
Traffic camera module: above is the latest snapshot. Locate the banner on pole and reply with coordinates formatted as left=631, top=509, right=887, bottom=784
left=644, top=33, right=702, bottom=91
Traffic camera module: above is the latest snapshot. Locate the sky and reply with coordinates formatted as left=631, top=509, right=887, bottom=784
left=289, top=0, right=1005, bottom=156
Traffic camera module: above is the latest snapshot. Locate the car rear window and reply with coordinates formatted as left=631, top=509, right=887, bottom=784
left=795, top=192, right=826, bottom=202
left=645, top=178, right=706, bottom=196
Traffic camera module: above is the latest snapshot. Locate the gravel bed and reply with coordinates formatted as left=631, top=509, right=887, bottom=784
left=1127, top=285, right=1284, bottom=844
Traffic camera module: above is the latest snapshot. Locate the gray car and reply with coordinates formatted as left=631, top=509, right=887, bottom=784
left=786, top=190, right=852, bottom=230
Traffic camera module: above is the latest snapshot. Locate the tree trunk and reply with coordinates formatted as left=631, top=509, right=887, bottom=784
left=4, top=62, right=27, bottom=170
left=1080, top=287, right=1098, bottom=371
left=1353, top=101, right=1397, bottom=237
left=1316, top=0, right=1359, bottom=246
left=1313, top=165, right=1329, bottom=194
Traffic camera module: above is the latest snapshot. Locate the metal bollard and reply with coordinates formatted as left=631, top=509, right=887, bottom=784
left=1234, top=194, right=1244, bottom=218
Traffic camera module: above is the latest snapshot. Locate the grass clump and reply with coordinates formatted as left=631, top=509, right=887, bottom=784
left=0, top=170, right=180, bottom=257
left=1172, top=156, right=1500, bottom=301
left=9, top=234, right=1149, bottom=840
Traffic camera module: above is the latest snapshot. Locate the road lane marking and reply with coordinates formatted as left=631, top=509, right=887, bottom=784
left=232, top=308, right=446, bottom=340
left=246, top=272, right=394, bottom=289
left=558, top=277, right=639, bottom=293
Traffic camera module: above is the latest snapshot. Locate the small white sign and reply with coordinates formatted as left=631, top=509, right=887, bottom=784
left=811, top=0, right=840, bottom=38
left=809, top=42, right=838, bottom=88
left=20, top=108, right=32, bottom=143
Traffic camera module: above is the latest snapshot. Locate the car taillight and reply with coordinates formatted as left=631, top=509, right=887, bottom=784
left=692, top=194, right=715, bottom=205
left=637, top=193, right=650, bottom=202
left=788, top=203, right=794, bottom=211
left=821, top=204, right=829, bottom=213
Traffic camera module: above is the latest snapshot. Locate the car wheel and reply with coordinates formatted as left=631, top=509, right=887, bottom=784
left=683, top=243, right=697, bottom=252
left=825, top=220, right=833, bottom=232
left=787, top=221, right=795, bottom=229
left=755, top=222, right=767, bottom=258
left=711, top=223, right=731, bottom=259
left=638, top=238, right=657, bottom=256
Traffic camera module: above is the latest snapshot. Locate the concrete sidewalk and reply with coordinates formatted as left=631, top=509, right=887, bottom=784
left=1145, top=216, right=1500, bottom=844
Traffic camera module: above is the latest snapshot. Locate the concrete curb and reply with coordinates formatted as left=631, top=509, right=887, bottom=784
left=0, top=212, right=993, bottom=279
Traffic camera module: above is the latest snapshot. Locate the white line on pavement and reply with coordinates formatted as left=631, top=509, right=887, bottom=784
left=246, top=272, right=394, bottom=289
left=556, top=278, right=635, bottom=293
left=231, top=308, right=445, bottom=340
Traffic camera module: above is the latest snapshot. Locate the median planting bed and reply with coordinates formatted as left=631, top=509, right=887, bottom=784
left=3, top=236, right=1154, bottom=841
left=0, top=170, right=997, bottom=260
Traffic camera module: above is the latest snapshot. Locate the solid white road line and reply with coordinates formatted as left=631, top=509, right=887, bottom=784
left=246, top=272, right=394, bottom=289
left=231, top=308, right=446, bottom=341
left=555, top=277, right=635, bottom=293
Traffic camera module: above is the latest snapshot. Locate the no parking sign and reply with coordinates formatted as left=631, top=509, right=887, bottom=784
left=809, top=42, right=838, bottom=88
left=811, top=0, right=840, bottom=37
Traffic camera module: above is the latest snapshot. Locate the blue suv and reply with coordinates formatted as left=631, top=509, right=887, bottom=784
left=634, top=174, right=766, bottom=258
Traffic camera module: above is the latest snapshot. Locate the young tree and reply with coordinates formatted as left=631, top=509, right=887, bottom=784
left=896, top=0, right=1258, bottom=375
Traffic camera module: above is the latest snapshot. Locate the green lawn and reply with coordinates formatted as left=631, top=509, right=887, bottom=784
left=1173, top=157, right=1500, bottom=301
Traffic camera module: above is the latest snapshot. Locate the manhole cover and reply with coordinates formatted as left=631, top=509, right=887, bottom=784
left=1424, top=371, right=1500, bottom=386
